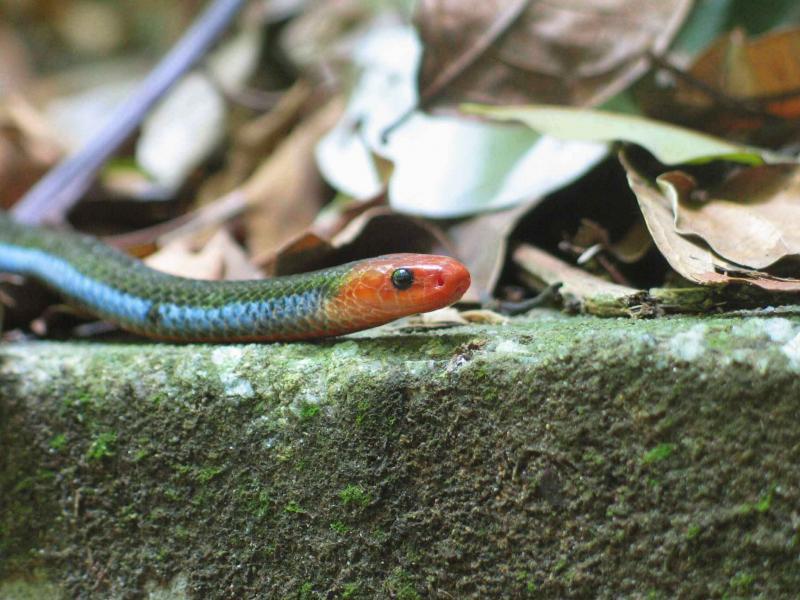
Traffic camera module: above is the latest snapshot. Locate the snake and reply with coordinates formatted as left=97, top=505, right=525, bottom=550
left=0, top=213, right=471, bottom=342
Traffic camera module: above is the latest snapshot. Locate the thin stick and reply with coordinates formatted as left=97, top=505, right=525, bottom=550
left=646, top=50, right=788, bottom=120
left=11, top=0, right=247, bottom=226
left=381, top=0, right=531, bottom=142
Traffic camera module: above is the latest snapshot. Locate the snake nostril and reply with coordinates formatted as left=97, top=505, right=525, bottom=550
left=436, top=275, right=445, bottom=287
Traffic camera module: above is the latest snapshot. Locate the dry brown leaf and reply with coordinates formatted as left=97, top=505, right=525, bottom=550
left=619, top=147, right=800, bottom=292
left=644, top=27, right=800, bottom=144
left=113, top=97, right=345, bottom=256
left=607, top=220, right=654, bottom=264
left=0, top=22, right=32, bottom=93
left=145, top=228, right=263, bottom=281
left=409, top=306, right=468, bottom=327
left=262, top=231, right=336, bottom=277
left=255, top=193, right=390, bottom=272
left=400, top=307, right=498, bottom=330
left=416, top=0, right=693, bottom=108
left=243, top=97, right=343, bottom=259
left=195, top=81, right=312, bottom=205
left=0, top=96, right=64, bottom=208
left=259, top=207, right=453, bottom=279
left=447, top=200, right=537, bottom=303
left=661, top=166, right=800, bottom=270
left=458, top=308, right=509, bottom=324
left=677, top=28, right=800, bottom=119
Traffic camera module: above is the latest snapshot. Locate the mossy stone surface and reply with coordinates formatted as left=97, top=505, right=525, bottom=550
left=1, top=312, right=800, bottom=598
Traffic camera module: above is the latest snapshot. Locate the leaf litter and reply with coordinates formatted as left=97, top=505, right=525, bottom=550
left=5, top=0, right=800, bottom=338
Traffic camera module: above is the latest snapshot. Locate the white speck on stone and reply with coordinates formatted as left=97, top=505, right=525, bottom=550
left=406, top=360, right=432, bottom=376
left=760, top=318, right=797, bottom=343
left=781, top=332, right=800, bottom=371
left=494, top=339, right=527, bottom=354
left=222, top=376, right=254, bottom=398
left=212, top=347, right=254, bottom=398
left=668, top=325, right=707, bottom=362
left=146, top=573, right=189, bottom=599
left=332, top=341, right=360, bottom=359
left=211, top=346, right=244, bottom=367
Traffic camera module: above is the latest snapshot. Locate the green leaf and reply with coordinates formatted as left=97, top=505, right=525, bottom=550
left=463, top=104, right=764, bottom=165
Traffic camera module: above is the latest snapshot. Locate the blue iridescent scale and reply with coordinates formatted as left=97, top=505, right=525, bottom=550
left=0, top=214, right=348, bottom=340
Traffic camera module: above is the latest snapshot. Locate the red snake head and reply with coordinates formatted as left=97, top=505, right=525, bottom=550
left=331, top=253, right=471, bottom=328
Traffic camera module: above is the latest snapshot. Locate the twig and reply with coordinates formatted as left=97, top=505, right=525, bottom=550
left=11, top=0, right=247, bottom=226
left=646, top=50, right=789, bottom=121
left=382, top=0, right=531, bottom=142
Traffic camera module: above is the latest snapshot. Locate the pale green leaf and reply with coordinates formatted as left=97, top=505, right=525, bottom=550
left=463, top=104, right=763, bottom=165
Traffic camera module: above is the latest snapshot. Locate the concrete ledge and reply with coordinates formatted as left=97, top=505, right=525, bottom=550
left=2, top=313, right=800, bottom=598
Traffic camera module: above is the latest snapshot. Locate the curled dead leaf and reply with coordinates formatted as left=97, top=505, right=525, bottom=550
left=619, top=146, right=800, bottom=292
left=660, top=165, right=800, bottom=270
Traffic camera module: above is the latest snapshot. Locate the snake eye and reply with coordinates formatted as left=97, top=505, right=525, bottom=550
left=391, top=268, right=414, bottom=290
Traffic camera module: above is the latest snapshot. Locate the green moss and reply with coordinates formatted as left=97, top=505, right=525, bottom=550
left=354, top=398, right=371, bottom=426
left=553, top=558, right=569, bottom=574
left=386, top=569, right=421, bottom=600
left=86, top=431, right=117, bottom=460
left=246, top=490, right=272, bottom=519
left=299, top=402, right=320, bottom=420
left=330, top=521, right=351, bottom=534
left=48, top=434, right=67, bottom=451
left=370, top=527, right=389, bottom=544
left=737, top=484, right=776, bottom=515
left=729, top=571, right=755, bottom=591
left=515, top=571, right=538, bottom=595
left=284, top=501, right=305, bottom=514
left=642, top=443, right=676, bottom=465
left=195, top=466, right=223, bottom=484
left=61, top=389, right=92, bottom=410
left=339, top=484, right=371, bottom=508
left=341, top=582, right=361, bottom=599
left=4, top=316, right=800, bottom=597
left=582, top=449, right=605, bottom=465
left=754, top=486, right=775, bottom=513
left=296, top=581, right=317, bottom=599
left=163, top=486, right=181, bottom=502
left=0, top=576, right=62, bottom=600
left=686, top=524, right=701, bottom=540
